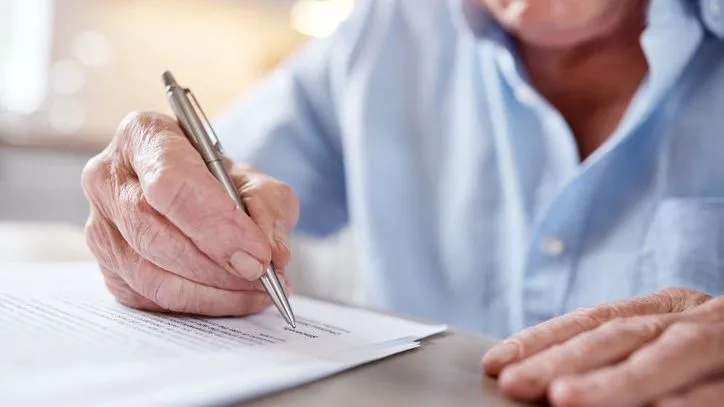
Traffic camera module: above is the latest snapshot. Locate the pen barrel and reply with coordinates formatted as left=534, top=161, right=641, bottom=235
left=166, top=84, right=247, bottom=210
left=207, top=160, right=246, bottom=211
left=165, top=86, right=221, bottom=165
left=162, top=71, right=295, bottom=328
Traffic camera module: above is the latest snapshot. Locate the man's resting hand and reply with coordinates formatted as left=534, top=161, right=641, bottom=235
left=483, top=288, right=724, bottom=407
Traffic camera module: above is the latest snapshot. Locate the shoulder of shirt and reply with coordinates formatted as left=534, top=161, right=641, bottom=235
left=349, top=0, right=457, bottom=27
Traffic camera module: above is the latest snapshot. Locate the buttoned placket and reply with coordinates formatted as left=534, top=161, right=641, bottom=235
left=491, top=40, right=586, bottom=329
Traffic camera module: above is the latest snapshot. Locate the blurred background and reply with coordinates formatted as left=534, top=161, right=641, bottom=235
left=0, top=0, right=361, bottom=303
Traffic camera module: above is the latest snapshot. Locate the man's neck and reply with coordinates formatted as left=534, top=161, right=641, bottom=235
left=517, top=7, right=649, bottom=160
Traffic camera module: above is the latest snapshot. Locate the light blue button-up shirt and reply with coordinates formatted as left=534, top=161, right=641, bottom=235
left=215, top=0, right=724, bottom=339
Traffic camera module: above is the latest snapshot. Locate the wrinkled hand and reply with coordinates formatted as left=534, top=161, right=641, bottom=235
left=482, top=288, right=724, bottom=407
left=81, top=112, right=299, bottom=316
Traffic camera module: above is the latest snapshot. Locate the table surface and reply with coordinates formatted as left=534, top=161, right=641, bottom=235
left=239, top=330, right=536, bottom=407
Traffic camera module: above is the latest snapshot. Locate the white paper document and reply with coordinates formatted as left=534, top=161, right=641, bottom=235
left=0, top=262, right=446, bottom=406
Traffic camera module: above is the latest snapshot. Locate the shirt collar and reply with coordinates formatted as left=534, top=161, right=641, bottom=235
left=641, top=0, right=703, bottom=108
left=449, top=0, right=500, bottom=40
left=449, top=0, right=706, bottom=165
left=450, top=0, right=704, bottom=99
left=450, top=0, right=713, bottom=43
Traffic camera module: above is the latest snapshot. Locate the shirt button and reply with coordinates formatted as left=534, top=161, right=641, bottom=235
left=514, top=88, right=536, bottom=104
left=540, top=236, right=565, bottom=256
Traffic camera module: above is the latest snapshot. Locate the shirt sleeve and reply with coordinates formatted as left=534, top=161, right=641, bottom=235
left=212, top=1, right=375, bottom=238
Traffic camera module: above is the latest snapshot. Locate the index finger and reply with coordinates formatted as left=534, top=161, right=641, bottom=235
left=118, top=112, right=272, bottom=275
left=482, top=288, right=708, bottom=376
left=548, top=321, right=724, bottom=407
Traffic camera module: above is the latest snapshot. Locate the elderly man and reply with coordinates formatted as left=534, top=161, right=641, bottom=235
left=81, top=0, right=724, bottom=405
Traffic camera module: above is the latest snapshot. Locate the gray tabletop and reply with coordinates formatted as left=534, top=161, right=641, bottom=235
left=237, top=330, right=536, bottom=407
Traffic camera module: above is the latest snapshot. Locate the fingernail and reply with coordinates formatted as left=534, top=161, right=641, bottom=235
left=486, top=342, right=520, bottom=367
left=229, top=252, right=264, bottom=280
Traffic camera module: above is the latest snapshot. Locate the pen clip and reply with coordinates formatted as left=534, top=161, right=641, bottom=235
left=184, top=88, right=224, bottom=155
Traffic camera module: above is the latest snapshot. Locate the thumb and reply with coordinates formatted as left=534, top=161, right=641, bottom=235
left=232, top=167, right=299, bottom=273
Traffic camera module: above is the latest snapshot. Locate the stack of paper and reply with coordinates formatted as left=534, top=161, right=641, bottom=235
left=0, top=262, right=446, bottom=406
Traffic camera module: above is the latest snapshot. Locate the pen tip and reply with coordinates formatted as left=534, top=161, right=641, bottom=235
left=162, top=71, right=178, bottom=88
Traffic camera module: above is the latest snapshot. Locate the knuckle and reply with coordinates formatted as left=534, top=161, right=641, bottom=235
left=601, top=316, right=665, bottom=340
left=116, top=111, right=175, bottom=140
left=512, top=327, right=537, bottom=345
left=81, top=153, right=111, bottom=198
left=658, top=286, right=700, bottom=297
left=116, top=111, right=183, bottom=172
left=599, top=317, right=629, bottom=333
left=132, top=216, right=164, bottom=256
left=84, top=214, right=119, bottom=270
left=573, top=307, right=592, bottom=314
left=83, top=217, right=101, bottom=254
left=102, top=270, right=142, bottom=309
left=170, top=280, right=203, bottom=314
left=569, top=313, right=602, bottom=332
left=703, top=296, right=724, bottom=318
left=247, top=174, right=293, bottom=198
left=559, top=339, right=590, bottom=364
left=144, top=164, right=189, bottom=216
left=576, top=304, right=618, bottom=323
left=659, top=287, right=712, bottom=310
left=268, top=180, right=299, bottom=210
left=667, top=321, right=715, bottom=346
left=271, top=180, right=296, bottom=201
left=572, top=306, right=614, bottom=328
left=150, top=279, right=167, bottom=309
left=125, top=195, right=180, bottom=259
left=634, top=316, right=668, bottom=338
left=513, top=323, right=559, bottom=355
left=115, top=111, right=149, bottom=145
left=115, top=294, right=146, bottom=310
left=692, top=323, right=719, bottom=342
left=279, top=185, right=300, bottom=221
left=237, top=170, right=299, bottom=225
left=596, top=318, right=634, bottom=340
left=503, top=337, right=526, bottom=356
left=253, top=179, right=300, bottom=227
left=710, top=295, right=724, bottom=308
left=135, top=267, right=168, bottom=310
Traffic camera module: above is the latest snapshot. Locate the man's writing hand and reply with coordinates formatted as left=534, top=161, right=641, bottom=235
left=81, top=112, right=299, bottom=316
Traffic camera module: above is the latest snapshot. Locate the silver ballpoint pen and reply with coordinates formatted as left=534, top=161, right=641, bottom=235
left=162, top=71, right=296, bottom=328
